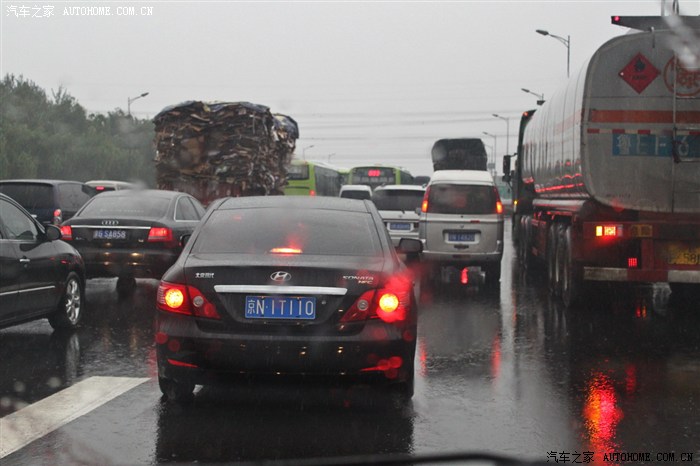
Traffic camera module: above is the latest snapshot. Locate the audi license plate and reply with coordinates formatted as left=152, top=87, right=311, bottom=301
left=389, top=222, right=411, bottom=231
left=93, top=229, right=127, bottom=240
left=447, top=232, right=475, bottom=242
left=245, top=296, right=316, bottom=320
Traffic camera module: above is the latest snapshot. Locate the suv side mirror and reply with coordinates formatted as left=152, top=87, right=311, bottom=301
left=397, top=238, right=422, bottom=254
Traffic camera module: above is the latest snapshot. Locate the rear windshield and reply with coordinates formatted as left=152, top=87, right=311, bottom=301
left=193, top=207, right=381, bottom=256
left=427, top=184, right=498, bottom=215
left=372, top=189, right=424, bottom=211
left=0, top=184, right=54, bottom=209
left=340, top=190, right=371, bottom=200
left=79, top=196, right=170, bottom=218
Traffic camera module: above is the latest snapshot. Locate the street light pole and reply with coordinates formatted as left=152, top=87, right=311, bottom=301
left=521, top=88, right=545, bottom=106
left=127, top=92, right=149, bottom=117
left=536, top=29, right=570, bottom=78
left=302, top=145, right=315, bottom=160
left=492, top=114, right=510, bottom=156
left=482, top=131, right=497, bottom=172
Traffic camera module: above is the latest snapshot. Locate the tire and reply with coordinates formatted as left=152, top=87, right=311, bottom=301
left=560, top=226, right=582, bottom=309
left=116, top=274, right=137, bottom=297
left=49, top=272, right=84, bottom=330
left=159, top=376, right=195, bottom=403
left=547, top=224, right=561, bottom=296
left=484, top=262, right=502, bottom=287
left=518, top=217, right=532, bottom=270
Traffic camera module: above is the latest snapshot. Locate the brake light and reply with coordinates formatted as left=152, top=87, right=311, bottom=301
left=95, top=186, right=105, bottom=191
left=496, top=200, right=503, bottom=214
left=148, top=227, right=173, bottom=242
left=157, top=281, right=220, bottom=319
left=270, top=247, right=302, bottom=254
left=341, top=275, right=411, bottom=324
left=309, top=189, right=316, bottom=196
left=628, top=257, right=638, bottom=268
left=461, top=267, right=469, bottom=284
left=60, top=225, right=73, bottom=240
left=595, top=225, right=622, bottom=238
left=53, top=209, right=62, bottom=225
left=421, top=187, right=430, bottom=213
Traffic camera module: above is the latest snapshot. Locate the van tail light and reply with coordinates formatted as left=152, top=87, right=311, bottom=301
left=60, top=225, right=73, bottom=240
left=421, top=187, right=430, bottom=213
left=340, top=274, right=412, bottom=324
left=53, top=209, right=62, bottom=225
left=157, top=281, right=220, bottom=319
left=496, top=200, right=503, bottom=214
left=148, top=227, right=173, bottom=243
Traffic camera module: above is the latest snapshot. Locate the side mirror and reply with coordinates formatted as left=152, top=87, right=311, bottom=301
left=502, top=155, right=512, bottom=183
left=179, top=234, right=191, bottom=248
left=397, top=238, right=422, bottom=254
left=45, top=225, right=62, bottom=241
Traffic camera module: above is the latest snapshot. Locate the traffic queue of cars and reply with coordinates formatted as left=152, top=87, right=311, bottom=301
left=1, top=175, right=502, bottom=401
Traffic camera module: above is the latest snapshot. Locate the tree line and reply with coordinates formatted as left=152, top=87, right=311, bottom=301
left=0, top=74, right=155, bottom=185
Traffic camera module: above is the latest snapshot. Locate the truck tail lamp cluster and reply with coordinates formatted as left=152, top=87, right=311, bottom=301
left=595, top=224, right=623, bottom=238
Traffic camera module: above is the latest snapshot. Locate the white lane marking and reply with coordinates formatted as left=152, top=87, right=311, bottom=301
left=0, top=376, right=148, bottom=458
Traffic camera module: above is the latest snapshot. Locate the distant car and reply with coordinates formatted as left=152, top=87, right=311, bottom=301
left=155, top=196, right=422, bottom=402
left=0, top=193, right=86, bottom=329
left=372, top=185, right=425, bottom=248
left=60, top=189, right=205, bottom=295
left=339, top=184, right=373, bottom=200
left=419, top=170, right=504, bottom=286
left=85, top=180, right=140, bottom=193
left=0, top=179, right=96, bottom=225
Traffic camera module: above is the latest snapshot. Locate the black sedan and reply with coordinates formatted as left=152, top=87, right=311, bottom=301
left=155, top=196, right=422, bottom=402
left=60, top=189, right=205, bottom=295
left=0, top=193, right=85, bottom=329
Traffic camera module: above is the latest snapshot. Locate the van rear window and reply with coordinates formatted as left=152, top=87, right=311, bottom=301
left=427, top=184, right=497, bottom=215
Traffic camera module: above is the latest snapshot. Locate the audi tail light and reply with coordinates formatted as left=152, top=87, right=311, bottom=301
left=60, top=225, right=73, bottom=240
left=148, top=227, right=173, bottom=243
left=157, top=281, right=220, bottom=319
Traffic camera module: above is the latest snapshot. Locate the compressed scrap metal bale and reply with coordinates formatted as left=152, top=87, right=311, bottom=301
left=153, top=101, right=298, bottom=201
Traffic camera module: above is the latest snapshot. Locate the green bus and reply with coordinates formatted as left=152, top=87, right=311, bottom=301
left=284, top=160, right=342, bottom=197
left=348, top=165, right=414, bottom=190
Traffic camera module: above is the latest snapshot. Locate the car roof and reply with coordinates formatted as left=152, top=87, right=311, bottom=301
left=428, top=170, right=495, bottom=184
left=373, top=184, right=425, bottom=192
left=216, top=195, right=373, bottom=213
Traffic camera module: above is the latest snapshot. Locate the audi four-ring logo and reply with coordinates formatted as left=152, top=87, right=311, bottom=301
left=270, top=271, right=292, bottom=282
left=101, top=220, right=119, bottom=226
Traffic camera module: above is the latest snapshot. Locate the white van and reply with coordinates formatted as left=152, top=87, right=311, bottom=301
left=419, top=170, right=504, bottom=286
left=339, top=184, right=373, bottom=200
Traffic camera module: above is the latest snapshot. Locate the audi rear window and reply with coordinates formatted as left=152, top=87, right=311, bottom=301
left=193, top=207, right=382, bottom=256
left=79, top=196, right=170, bottom=218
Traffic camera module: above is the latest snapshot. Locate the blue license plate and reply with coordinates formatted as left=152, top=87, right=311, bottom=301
left=448, top=232, right=475, bottom=242
left=245, top=296, right=316, bottom=320
left=93, top=229, right=127, bottom=240
left=389, top=222, right=411, bottom=231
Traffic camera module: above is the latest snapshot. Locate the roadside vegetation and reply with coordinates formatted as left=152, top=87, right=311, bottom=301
left=0, top=74, right=155, bottom=185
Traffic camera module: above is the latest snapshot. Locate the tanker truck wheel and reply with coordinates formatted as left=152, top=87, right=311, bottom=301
left=518, top=216, right=532, bottom=270
left=547, top=224, right=562, bottom=296
left=560, top=226, right=582, bottom=309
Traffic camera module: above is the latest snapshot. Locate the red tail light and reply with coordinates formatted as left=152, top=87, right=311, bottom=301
left=157, top=281, right=220, bottom=319
left=340, top=275, right=412, bottom=324
left=148, top=227, right=173, bottom=242
left=421, top=187, right=430, bottom=213
left=461, top=267, right=469, bottom=284
left=309, top=189, right=316, bottom=196
left=496, top=201, right=503, bottom=214
left=53, top=209, right=62, bottom=225
left=60, top=225, right=72, bottom=240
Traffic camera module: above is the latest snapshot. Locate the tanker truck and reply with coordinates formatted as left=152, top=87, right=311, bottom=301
left=503, top=16, right=700, bottom=307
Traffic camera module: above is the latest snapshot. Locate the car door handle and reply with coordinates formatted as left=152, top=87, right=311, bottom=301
left=19, top=258, right=30, bottom=263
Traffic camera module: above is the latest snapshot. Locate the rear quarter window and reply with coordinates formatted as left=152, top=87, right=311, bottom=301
left=428, top=183, right=497, bottom=215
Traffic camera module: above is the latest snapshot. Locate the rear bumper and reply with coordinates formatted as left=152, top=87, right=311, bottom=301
left=80, top=248, right=179, bottom=279
left=420, top=248, right=503, bottom=265
left=155, top=312, right=416, bottom=386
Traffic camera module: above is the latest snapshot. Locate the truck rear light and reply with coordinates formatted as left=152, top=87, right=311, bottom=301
left=148, top=227, right=173, bottom=242
left=157, top=281, right=220, bottom=319
left=628, top=257, right=638, bottom=268
left=595, top=225, right=623, bottom=238
left=60, top=225, right=72, bottom=240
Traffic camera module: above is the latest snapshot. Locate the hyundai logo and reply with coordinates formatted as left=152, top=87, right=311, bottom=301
left=270, top=271, right=292, bottom=282
left=101, top=220, right=119, bottom=226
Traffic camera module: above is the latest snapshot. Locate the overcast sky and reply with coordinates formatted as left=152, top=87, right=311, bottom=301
left=2, top=0, right=698, bottom=176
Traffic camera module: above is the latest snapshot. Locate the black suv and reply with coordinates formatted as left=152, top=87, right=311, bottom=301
left=0, top=179, right=96, bottom=226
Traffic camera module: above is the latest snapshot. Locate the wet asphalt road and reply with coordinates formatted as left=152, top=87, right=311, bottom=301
left=2, top=221, right=700, bottom=465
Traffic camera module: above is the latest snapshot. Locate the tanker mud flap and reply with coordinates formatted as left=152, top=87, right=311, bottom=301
left=440, top=265, right=485, bottom=286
